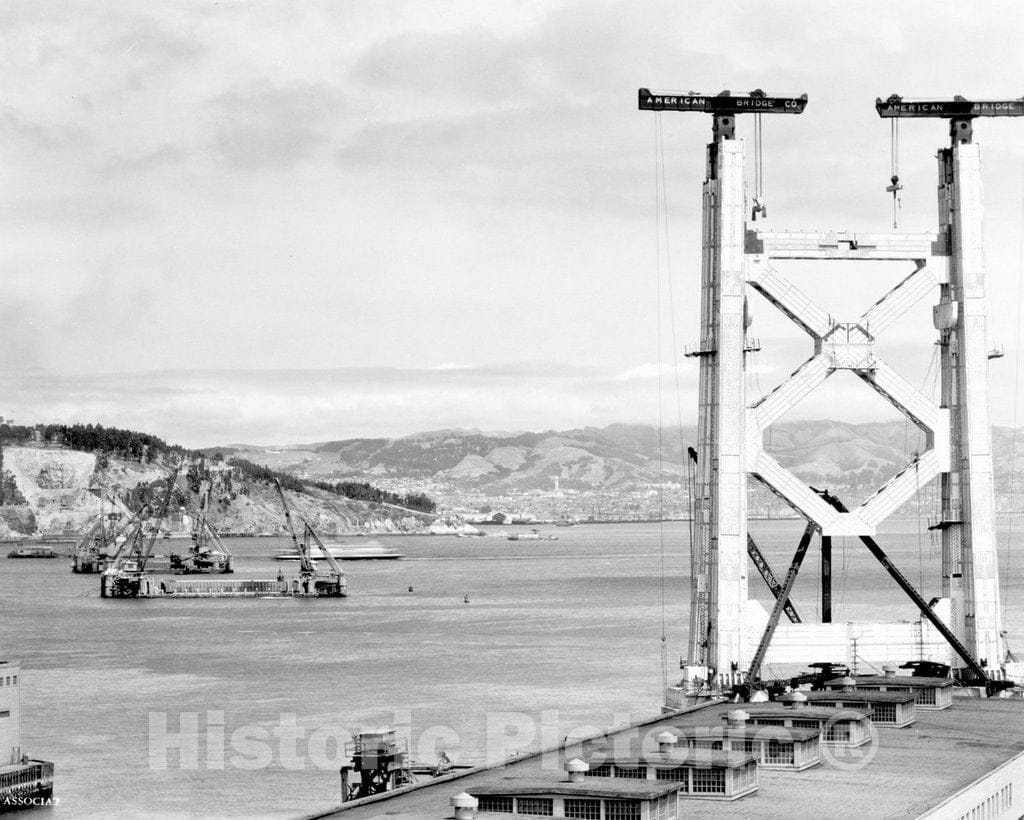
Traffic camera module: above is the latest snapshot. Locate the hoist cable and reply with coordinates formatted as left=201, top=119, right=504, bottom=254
left=889, top=119, right=902, bottom=229
left=1002, top=164, right=1024, bottom=631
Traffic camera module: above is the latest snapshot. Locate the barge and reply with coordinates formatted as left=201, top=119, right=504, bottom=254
left=6, top=547, right=57, bottom=559
left=100, top=473, right=346, bottom=599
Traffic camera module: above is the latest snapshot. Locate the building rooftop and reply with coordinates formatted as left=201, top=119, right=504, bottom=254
left=727, top=704, right=870, bottom=721
left=305, top=696, right=1024, bottom=820
left=466, top=777, right=685, bottom=800
left=671, top=725, right=819, bottom=741
left=828, top=675, right=953, bottom=689
left=584, top=750, right=757, bottom=769
left=802, top=690, right=916, bottom=704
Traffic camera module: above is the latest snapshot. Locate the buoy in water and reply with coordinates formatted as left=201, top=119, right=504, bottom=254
left=408, top=585, right=414, bottom=592
left=464, top=594, right=470, bottom=603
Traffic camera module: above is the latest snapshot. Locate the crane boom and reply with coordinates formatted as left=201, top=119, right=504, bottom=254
left=193, top=480, right=232, bottom=560
left=107, top=505, right=151, bottom=568
left=639, top=88, right=808, bottom=115
left=303, top=522, right=345, bottom=576
left=274, top=479, right=316, bottom=575
left=747, top=522, right=816, bottom=684
left=138, top=465, right=181, bottom=573
left=876, top=94, right=1024, bottom=143
left=876, top=94, right=1024, bottom=119
left=747, top=535, right=801, bottom=624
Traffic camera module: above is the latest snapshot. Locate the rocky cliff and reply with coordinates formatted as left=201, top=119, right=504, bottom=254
left=0, top=445, right=436, bottom=538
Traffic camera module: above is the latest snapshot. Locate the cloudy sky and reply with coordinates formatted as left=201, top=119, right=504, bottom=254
left=2, top=1, right=1023, bottom=446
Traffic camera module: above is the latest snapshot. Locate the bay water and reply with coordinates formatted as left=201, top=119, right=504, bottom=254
left=3, top=520, right=1023, bottom=818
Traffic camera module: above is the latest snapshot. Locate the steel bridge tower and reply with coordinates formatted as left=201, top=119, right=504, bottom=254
left=640, top=90, right=1024, bottom=693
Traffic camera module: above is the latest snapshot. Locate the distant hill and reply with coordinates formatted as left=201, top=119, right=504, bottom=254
left=0, top=445, right=439, bottom=538
left=214, top=419, right=1024, bottom=511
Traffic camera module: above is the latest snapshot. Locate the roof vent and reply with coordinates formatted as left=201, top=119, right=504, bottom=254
left=838, top=676, right=857, bottom=691
left=781, top=691, right=808, bottom=709
left=565, top=758, right=589, bottom=783
left=656, top=731, right=678, bottom=752
left=749, top=688, right=770, bottom=703
left=883, top=666, right=896, bottom=679
left=450, top=792, right=478, bottom=819
left=726, top=709, right=750, bottom=726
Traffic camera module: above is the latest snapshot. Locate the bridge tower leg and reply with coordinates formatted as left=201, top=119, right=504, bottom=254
left=938, top=129, right=1002, bottom=671
left=687, top=114, right=749, bottom=690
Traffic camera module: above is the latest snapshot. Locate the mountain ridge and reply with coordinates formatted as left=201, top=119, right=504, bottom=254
left=215, top=419, right=1024, bottom=514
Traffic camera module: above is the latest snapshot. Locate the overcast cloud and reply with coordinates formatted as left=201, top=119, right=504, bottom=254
left=2, top=1, right=1023, bottom=446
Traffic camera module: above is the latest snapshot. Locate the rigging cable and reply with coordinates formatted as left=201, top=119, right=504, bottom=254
left=751, top=113, right=766, bottom=220
left=1002, top=163, right=1024, bottom=633
left=654, top=112, right=669, bottom=696
left=656, top=109, right=697, bottom=680
left=887, top=118, right=903, bottom=229
left=911, top=346, right=939, bottom=586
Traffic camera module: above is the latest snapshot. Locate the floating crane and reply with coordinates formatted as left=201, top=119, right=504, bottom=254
left=71, top=494, right=135, bottom=574
left=101, top=465, right=181, bottom=597
left=169, top=480, right=233, bottom=574
left=274, top=478, right=347, bottom=597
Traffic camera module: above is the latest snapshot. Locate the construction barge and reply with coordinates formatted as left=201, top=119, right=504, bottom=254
left=100, top=473, right=346, bottom=599
left=101, top=575, right=342, bottom=598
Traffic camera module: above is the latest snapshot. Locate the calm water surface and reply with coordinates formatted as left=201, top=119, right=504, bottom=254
left=3, top=521, right=1024, bottom=818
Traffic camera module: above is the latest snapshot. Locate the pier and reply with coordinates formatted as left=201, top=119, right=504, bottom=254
left=0, top=661, right=54, bottom=812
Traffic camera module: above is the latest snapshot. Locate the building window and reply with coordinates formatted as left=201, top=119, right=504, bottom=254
left=764, top=740, right=794, bottom=765
left=792, top=719, right=818, bottom=730
left=873, top=703, right=896, bottom=723
left=586, top=764, right=612, bottom=777
left=734, top=761, right=757, bottom=790
left=731, top=739, right=755, bottom=753
left=11, top=676, right=15, bottom=685
left=564, top=798, right=601, bottom=819
left=477, top=796, right=513, bottom=813
left=691, top=768, right=726, bottom=794
left=604, top=799, right=641, bottom=820
left=516, top=797, right=553, bottom=816
left=824, top=722, right=851, bottom=742
left=650, top=793, right=676, bottom=820
left=751, top=718, right=785, bottom=726
left=0, top=710, right=9, bottom=718
left=613, top=765, right=646, bottom=780
left=654, top=766, right=688, bottom=788
left=916, top=688, right=937, bottom=706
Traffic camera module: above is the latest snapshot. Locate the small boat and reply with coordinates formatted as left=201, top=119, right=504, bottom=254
left=8, top=546, right=58, bottom=559
left=508, top=529, right=543, bottom=541
left=273, top=544, right=404, bottom=561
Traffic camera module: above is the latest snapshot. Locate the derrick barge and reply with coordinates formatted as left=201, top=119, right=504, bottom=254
left=100, top=572, right=346, bottom=598
left=100, top=476, right=347, bottom=599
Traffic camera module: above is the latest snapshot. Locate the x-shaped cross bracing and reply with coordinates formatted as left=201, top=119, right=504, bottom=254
left=744, top=237, right=950, bottom=536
